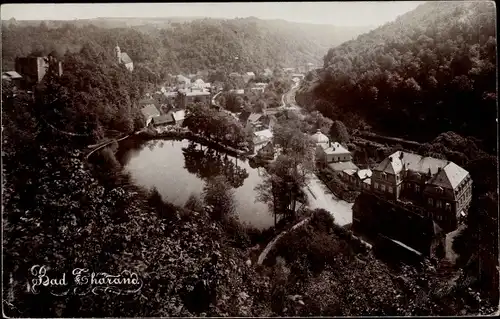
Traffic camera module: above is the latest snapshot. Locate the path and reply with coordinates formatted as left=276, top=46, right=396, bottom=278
left=85, top=134, right=131, bottom=160
left=444, top=224, right=465, bottom=264
left=305, top=174, right=353, bottom=226
left=257, top=217, right=311, bottom=265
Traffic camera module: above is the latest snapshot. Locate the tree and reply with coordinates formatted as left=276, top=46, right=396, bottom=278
left=329, top=120, right=350, bottom=144
left=203, top=175, right=236, bottom=221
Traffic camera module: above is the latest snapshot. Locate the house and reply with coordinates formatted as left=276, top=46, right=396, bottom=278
left=311, top=130, right=352, bottom=167
left=292, top=77, right=301, bottom=84
left=178, top=88, right=211, bottom=108
left=193, top=79, right=211, bottom=89
left=343, top=168, right=372, bottom=189
left=253, top=129, right=273, bottom=145
left=164, top=91, right=178, bottom=106
left=175, top=75, right=191, bottom=89
left=172, top=109, right=186, bottom=126
left=239, top=111, right=275, bottom=132
left=250, top=82, right=267, bottom=93
left=283, top=67, right=295, bottom=74
left=152, top=114, right=175, bottom=126
left=263, top=68, right=273, bottom=77
left=370, top=151, right=472, bottom=232
left=243, top=71, right=255, bottom=83
left=2, top=71, right=23, bottom=88
left=229, top=89, right=245, bottom=95
left=15, top=54, right=63, bottom=89
left=229, top=72, right=241, bottom=78
left=256, top=141, right=275, bottom=160
left=140, top=104, right=161, bottom=126
left=305, top=62, right=314, bottom=73
left=115, top=45, right=133, bottom=71
left=291, top=73, right=305, bottom=80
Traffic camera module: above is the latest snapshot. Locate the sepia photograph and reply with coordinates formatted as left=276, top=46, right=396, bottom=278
left=1, top=1, right=498, bottom=317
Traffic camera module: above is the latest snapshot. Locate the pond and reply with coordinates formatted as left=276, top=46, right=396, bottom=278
left=117, top=138, right=274, bottom=229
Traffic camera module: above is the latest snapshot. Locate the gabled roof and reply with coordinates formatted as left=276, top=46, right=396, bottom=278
left=246, top=72, right=255, bottom=76
left=322, top=142, right=350, bottom=155
left=176, top=74, right=191, bottom=83
left=139, top=98, right=157, bottom=106
left=248, top=113, right=263, bottom=123
left=375, top=151, right=448, bottom=176
left=343, top=169, right=357, bottom=176
left=120, top=52, right=133, bottom=64
left=172, top=109, right=186, bottom=122
left=153, top=114, right=174, bottom=125
left=239, top=111, right=251, bottom=123
left=185, top=90, right=210, bottom=97
left=194, top=79, right=205, bottom=84
left=3, top=71, right=22, bottom=79
left=357, top=169, right=372, bottom=180
left=254, top=129, right=273, bottom=139
left=429, top=162, right=469, bottom=189
left=140, top=104, right=160, bottom=119
left=363, top=178, right=372, bottom=185
left=259, top=114, right=276, bottom=127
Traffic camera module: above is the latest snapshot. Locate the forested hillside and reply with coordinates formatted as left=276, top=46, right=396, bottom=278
left=299, top=1, right=496, bottom=152
left=1, top=17, right=372, bottom=75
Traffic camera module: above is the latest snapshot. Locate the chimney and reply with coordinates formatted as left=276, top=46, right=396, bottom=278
left=389, top=156, right=393, bottom=162
left=399, top=152, right=404, bottom=160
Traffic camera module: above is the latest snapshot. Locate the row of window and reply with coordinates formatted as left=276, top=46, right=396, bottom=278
left=373, top=182, right=393, bottom=194
left=380, top=173, right=400, bottom=183
left=427, top=197, right=452, bottom=210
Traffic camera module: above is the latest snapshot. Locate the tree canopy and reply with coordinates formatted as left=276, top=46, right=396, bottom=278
left=305, top=1, right=496, bottom=153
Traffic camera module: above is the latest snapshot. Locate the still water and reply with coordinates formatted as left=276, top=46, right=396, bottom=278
left=117, top=138, right=274, bottom=229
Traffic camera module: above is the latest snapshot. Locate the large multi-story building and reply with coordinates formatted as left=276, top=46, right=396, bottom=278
left=178, top=88, right=211, bottom=108
left=370, top=151, right=472, bottom=232
left=311, top=130, right=353, bottom=168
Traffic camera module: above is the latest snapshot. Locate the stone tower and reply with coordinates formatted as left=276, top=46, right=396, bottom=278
left=115, top=45, right=122, bottom=63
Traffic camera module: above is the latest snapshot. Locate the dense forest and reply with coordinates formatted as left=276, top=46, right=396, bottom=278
left=298, top=1, right=496, bottom=153
left=2, top=17, right=372, bottom=75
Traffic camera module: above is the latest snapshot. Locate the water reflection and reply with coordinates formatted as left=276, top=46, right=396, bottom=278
left=118, top=138, right=274, bottom=228
left=182, top=142, right=249, bottom=188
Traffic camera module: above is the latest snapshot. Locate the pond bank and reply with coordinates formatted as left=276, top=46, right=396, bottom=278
left=135, top=128, right=251, bottom=159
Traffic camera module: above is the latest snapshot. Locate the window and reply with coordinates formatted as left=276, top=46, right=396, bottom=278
left=374, top=182, right=378, bottom=189
left=428, top=197, right=433, bottom=206
left=445, top=202, right=451, bottom=211
left=436, top=200, right=442, bottom=208
left=389, top=186, right=393, bottom=193
left=415, top=184, right=420, bottom=192
left=381, top=184, right=386, bottom=192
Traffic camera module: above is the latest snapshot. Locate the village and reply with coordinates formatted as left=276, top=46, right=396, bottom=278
left=3, top=45, right=474, bottom=261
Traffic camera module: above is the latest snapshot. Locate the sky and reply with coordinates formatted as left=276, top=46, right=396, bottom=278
left=1, top=2, right=426, bottom=27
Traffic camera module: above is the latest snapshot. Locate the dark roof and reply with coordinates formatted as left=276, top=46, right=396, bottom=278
left=239, top=110, right=252, bottom=123
left=121, top=52, right=133, bottom=64
left=139, top=98, right=157, bottom=107
left=140, top=104, right=160, bottom=119
left=153, top=114, right=174, bottom=125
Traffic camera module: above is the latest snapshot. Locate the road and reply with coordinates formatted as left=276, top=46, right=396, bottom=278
left=305, top=174, right=353, bottom=226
